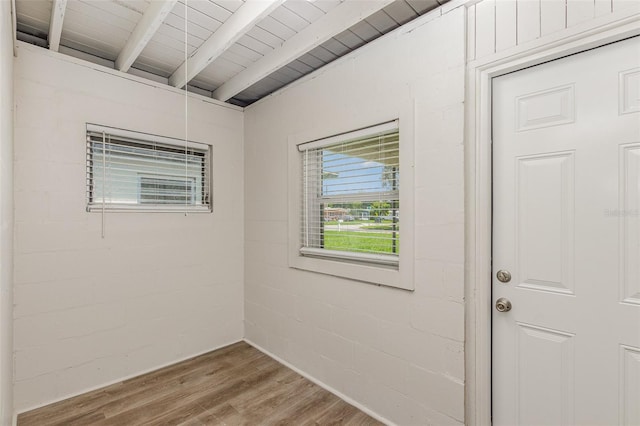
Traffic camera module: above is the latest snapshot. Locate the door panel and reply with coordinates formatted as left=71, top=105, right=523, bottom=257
left=493, top=36, right=640, bottom=426
left=621, top=143, right=640, bottom=305
left=516, top=152, right=575, bottom=294
left=516, top=323, right=575, bottom=426
left=621, top=345, right=640, bottom=425
left=619, top=68, right=640, bottom=114
left=515, top=85, right=575, bottom=131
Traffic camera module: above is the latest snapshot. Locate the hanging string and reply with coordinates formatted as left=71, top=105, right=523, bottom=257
left=184, top=0, right=189, bottom=216
left=101, top=131, right=106, bottom=238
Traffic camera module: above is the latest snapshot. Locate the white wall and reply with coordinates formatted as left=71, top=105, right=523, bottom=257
left=0, top=1, right=14, bottom=424
left=467, top=0, right=639, bottom=62
left=12, top=43, right=245, bottom=412
left=244, top=6, right=466, bottom=425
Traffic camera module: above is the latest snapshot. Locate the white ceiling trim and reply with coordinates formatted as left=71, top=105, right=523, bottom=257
left=168, top=0, right=285, bottom=89
left=212, top=0, right=395, bottom=102
left=48, top=0, right=67, bottom=52
left=115, top=0, right=178, bottom=73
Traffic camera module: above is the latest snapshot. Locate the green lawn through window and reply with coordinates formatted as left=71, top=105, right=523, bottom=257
left=323, top=230, right=399, bottom=254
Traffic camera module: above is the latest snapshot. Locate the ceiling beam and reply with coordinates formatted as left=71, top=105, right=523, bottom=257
left=169, top=0, right=284, bottom=89
left=115, top=0, right=178, bottom=73
left=48, top=0, right=68, bottom=52
left=11, top=0, right=17, bottom=55
left=212, top=0, right=395, bottom=102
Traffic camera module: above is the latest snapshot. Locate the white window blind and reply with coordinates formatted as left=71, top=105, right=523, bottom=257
left=298, top=121, right=400, bottom=267
left=86, top=124, right=211, bottom=212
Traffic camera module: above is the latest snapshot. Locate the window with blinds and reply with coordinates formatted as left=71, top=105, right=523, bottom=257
left=298, top=121, right=399, bottom=267
left=86, top=124, right=211, bottom=212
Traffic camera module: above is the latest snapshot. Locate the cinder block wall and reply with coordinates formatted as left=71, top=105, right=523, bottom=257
left=12, top=45, right=246, bottom=412
left=0, top=1, right=14, bottom=423
left=244, top=7, right=466, bottom=425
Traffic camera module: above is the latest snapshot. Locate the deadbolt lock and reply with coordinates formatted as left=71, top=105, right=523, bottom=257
left=496, top=270, right=512, bottom=283
left=495, top=298, right=512, bottom=313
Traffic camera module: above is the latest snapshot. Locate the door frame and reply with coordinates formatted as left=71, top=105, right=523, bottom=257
left=464, top=9, right=640, bottom=426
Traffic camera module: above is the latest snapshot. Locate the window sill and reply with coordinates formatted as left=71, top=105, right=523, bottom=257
left=86, top=204, right=212, bottom=213
left=299, top=247, right=399, bottom=268
left=289, top=251, right=411, bottom=291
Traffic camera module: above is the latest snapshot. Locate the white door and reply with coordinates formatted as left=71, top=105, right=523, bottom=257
left=493, top=36, right=640, bottom=426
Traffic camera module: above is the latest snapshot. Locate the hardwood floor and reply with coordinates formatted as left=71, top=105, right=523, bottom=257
left=17, top=342, right=384, bottom=426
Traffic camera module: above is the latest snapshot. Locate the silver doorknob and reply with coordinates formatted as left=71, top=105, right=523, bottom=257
left=496, top=270, right=511, bottom=283
left=495, top=298, right=512, bottom=312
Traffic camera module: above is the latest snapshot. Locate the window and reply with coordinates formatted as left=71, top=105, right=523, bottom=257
left=298, top=121, right=399, bottom=268
left=86, top=124, right=211, bottom=212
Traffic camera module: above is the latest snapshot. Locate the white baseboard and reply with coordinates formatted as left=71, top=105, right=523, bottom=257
left=14, top=338, right=244, bottom=418
left=243, top=338, right=395, bottom=426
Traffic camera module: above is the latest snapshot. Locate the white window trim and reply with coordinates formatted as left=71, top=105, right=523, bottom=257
left=86, top=123, right=213, bottom=213
left=287, top=113, right=415, bottom=291
left=86, top=124, right=209, bottom=151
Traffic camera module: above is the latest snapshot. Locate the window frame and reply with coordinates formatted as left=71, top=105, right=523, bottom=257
left=287, top=118, right=415, bottom=291
left=86, top=124, right=212, bottom=213
left=298, top=121, right=400, bottom=267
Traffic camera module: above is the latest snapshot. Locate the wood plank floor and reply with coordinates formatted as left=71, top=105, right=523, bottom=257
left=17, top=342, right=384, bottom=426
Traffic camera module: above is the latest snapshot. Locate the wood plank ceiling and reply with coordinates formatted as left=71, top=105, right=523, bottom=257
left=15, top=0, right=449, bottom=107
